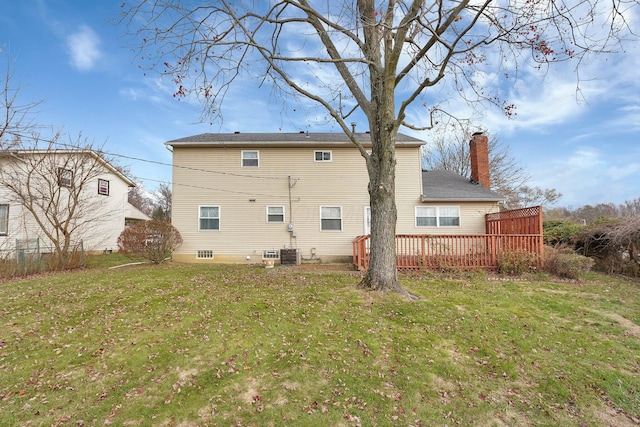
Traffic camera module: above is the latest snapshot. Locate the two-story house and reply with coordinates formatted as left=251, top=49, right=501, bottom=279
left=0, top=149, right=149, bottom=255
left=166, top=132, right=504, bottom=264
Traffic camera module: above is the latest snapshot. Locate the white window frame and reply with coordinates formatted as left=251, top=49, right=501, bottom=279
left=314, top=150, right=332, bottom=162
left=262, top=250, right=280, bottom=260
left=199, top=205, right=220, bottom=231
left=363, top=206, right=371, bottom=235
left=0, top=204, right=8, bottom=236
left=415, top=206, right=461, bottom=227
left=196, top=250, right=214, bottom=259
left=266, top=205, right=285, bottom=223
left=241, top=150, right=259, bottom=167
left=320, top=206, right=342, bottom=232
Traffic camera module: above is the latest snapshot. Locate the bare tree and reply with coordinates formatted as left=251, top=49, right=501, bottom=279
left=121, top=0, right=637, bottom=295
left=128, top=184, right=155, bottom=217
left=151, top=182, right=172, bottom=222
left=422, top=124, right=561, bottom=209
left=0, top=53, right=42, bottom=151
left=0, top=134, right=119, bottom=269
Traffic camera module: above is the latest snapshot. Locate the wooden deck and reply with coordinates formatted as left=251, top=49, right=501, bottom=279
left=353, top=206, right=544, bottom=271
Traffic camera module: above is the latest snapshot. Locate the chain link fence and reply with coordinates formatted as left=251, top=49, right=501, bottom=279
left=0, top=239, right=85, bottom=279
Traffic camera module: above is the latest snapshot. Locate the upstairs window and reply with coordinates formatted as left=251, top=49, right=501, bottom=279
left=314, top=150, right=332, bottom=162
left=242, top=150, right=259, bottom=167
left=58, top=168, right=73, bottom=188
left=98, top=179, right=109, bottom=196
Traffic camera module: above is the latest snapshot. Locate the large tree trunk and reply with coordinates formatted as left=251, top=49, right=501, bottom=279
left=359, top=126, right=400, bottom=292
left=357, top=63, right=417, bottom=296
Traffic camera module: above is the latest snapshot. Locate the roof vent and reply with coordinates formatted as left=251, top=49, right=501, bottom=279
left=234, top=131, right=240, bottom=134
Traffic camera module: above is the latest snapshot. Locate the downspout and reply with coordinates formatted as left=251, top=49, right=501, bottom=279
left=288, top=175, right=294, bottom=248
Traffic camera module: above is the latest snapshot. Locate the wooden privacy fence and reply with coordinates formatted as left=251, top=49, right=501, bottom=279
left=353, top=206, right=543, bottom=271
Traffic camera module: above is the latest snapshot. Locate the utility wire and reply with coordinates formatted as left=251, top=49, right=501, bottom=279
left=5, top=131, right=294, bottom=198
left=7, top=131, right=287, bottom=181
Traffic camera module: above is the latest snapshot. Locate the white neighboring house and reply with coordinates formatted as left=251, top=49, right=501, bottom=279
left=0, top=149, right=150, bottom=255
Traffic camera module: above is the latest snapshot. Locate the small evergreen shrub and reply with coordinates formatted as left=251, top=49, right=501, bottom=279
left=543, top=246, right=594, bottom=280
left=497, top=249, right=538, bottom=275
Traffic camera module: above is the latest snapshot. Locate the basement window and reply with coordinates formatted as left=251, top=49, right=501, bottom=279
left=196, top=250, right=214, bottom=259
left=262, top=250, right=280, bottom=260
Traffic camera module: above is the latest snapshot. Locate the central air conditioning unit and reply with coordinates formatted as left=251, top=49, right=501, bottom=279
left=280, top=248, right=300, bottom=266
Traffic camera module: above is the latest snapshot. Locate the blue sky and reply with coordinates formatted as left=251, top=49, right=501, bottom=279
left=1, top=1, right=639, bottom=208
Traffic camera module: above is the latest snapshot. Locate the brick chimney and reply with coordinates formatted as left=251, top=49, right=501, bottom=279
left=469, top=133, right=490, bottom=189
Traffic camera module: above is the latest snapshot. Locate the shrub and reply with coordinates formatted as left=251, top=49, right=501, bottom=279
left=574, top=217, right=640, bottom=277
left=497, top=249, right=538, bottom=275
left=117, top=220, right=183, bottom=264
left=543, top=246, right=594, bottom=280
left=543, top=220, right=584, bottom=246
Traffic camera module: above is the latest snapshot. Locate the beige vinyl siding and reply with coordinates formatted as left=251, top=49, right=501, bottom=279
left=394, top=148, right=425, bottom=234
left=171, top=144, right=424, bottom=262
left=411, top=202, right=499, bottom=234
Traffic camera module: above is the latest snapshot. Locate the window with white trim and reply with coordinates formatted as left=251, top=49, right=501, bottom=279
left=314, top=150, right=332, bottom=162
left=320, top=206, right=342, bottom=231
left=196, top=250, right=214, bottom=259
left=199, top=206, right=220, bottom=230
left=266, top=205, right=285, bottom=223
left=0, top=204, right=8, bottom=235
left=416, top=206, right=460, bottom=227
left=241, top=150, right=259, bottom=167
left=262, top=250, right=280, bottom=259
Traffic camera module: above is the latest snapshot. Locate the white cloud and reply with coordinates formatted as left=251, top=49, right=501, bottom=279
left=66, top=25, right=102, bottom=71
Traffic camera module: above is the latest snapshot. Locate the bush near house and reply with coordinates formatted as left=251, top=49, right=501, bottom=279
left=497, top=249, right=538, bottom=275
left=117, top=220, right=182, bottom=264
left=543, top=245, right=594, bottom=280
left=543, top=220, right=585, bottom=246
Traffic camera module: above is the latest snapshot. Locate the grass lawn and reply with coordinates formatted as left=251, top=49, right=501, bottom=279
left=1, top=258, right=638, bottom=426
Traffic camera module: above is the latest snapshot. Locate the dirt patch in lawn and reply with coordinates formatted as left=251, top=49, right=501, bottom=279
left=268, top=263, right=361, bottom=275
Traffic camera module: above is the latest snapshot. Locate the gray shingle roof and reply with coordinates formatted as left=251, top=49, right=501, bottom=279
left=166, top=132, right=424, bottom=147
left=422, top=170, right=504, bottom=202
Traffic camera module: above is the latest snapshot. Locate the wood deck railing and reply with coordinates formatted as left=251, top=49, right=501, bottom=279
left=353, top=206, right=544, bottom=271
left=352, top=233, right=544, bottom=271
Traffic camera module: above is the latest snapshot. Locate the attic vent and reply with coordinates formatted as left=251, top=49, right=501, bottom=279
left=196, top=250, right=214, bottom=259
